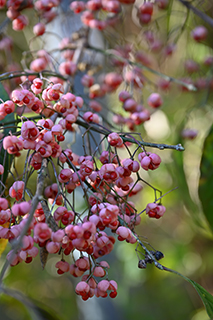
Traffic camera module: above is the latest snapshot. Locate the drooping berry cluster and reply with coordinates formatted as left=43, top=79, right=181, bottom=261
left=0, top=77, right=165, bottom=299
left=0, top=0, right=205, bottom=301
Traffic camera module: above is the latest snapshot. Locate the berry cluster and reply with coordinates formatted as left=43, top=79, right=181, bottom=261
left=0, top=0, right=205, bottom=301
left=0, top=79, right=165, bottom=300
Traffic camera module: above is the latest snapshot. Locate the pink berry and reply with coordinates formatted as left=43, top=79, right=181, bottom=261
left=0, top=0, right=6, bottom=8
left=12, top=15, right=28, bottom=31
left=33, top=22, right=46, bottom=36
left=139, top=13, right=152, bottom=25
left=0, top=165, right=4, bottom=175
left=138, top=152, right=161, bottom=171
left=139, top=2, right=153, bottom=15
left=118, top=90, right=132, bottom=102
left=107, top=132, right=123, bottom=147
left=75, top=281, right=90, bottom=296
left=147, top=93, right=163, bottom=108
left=70, top=1, right=86, bottom=13
left=191, top=26, right=208, bottom=42
left=155, top=0, right=168, bottom=9
left=86, top=0, right=102, bottom=11
left=181, top=129, right=198, bottom=140
left=146, top=203, right=166, bottom=219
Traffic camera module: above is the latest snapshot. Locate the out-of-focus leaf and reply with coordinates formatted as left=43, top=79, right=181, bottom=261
left=28, top=303, right=63, bottom=320
left=166, top=0, right=173, bottom=35
left=172, top=136, right=202, bottom=228
left=199, top=125, right=213, bottom=231
left=166, top=267, right=213, bottom=319
left=186, top=280, right=213, bottom=319
left=2, top=288, right=63, bottom=320
left=173, top=142, right=194, bottom=207
left=0, top=223, right=9, bottom=257
left=0, top=83, right=16, bottom=187
left=0, top=238, right=8, bottom=257
left=0, top=82, right=9, bottom=102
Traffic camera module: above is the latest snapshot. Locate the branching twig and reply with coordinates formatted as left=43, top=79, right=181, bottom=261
left=88, top=46, right=197, bottom=91
left=178, top=0, right=213, bottom=28
left=0, top=286, right=42, bottom=320
left=76, top=119, right=185, bottom=151
left=0, top=70, right=67, bottom=82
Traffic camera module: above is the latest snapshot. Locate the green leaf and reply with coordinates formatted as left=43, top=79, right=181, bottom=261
left=0, top=82, right=10, bottom=102
left=172, top=137, right=203, bottom=229
left=1, top=288, right=63, bottom=320
left=186, top=279, right=213, bottom=318
left=166, top=0, right=173, bottom=36
left=27, top=302, right=63, bottom=320
left=199, top=125, right=213, bottom=230
left=0, top=238, right=8, bottom=257
left=0, top=83, right=16, bottom=187
left=164, top=267, right=213, bottom=319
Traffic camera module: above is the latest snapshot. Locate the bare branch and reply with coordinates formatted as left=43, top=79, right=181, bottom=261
left=178, top=0, right=213, bottom=28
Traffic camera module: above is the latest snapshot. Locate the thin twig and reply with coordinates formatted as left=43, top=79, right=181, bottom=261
left=87, top=45, right=197, bottom=91
left=76, top=118, right=185, bottom=151
left=0, top=70, right=67, bottom=82
left=178, top=0, right=213, bottom=28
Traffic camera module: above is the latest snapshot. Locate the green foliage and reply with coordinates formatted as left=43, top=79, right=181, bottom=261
left=188, top=280, right=213, bottom=319
left=0, top=292, right=62, bottom=320
left=0, top=254, right=78, bottom=320
left=0, top=83, right=9, bottom=102
left=173, top=138, right=197, bottom=212
left=170, top=270, right=213, bottom=319
left=199, top=125, right=213, bottom=231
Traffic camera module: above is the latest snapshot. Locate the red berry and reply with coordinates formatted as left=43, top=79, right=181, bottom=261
left=84, top=230, right=91, bottom=239
left=109, top=291, right=117, bottom=298
left=139, top=3, right=153, bottom=15
left=191, top=26, right=208, bottom=42
left=57, top=134, right=65, bottom=141
left=39, top=147, right=46, bottom=155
